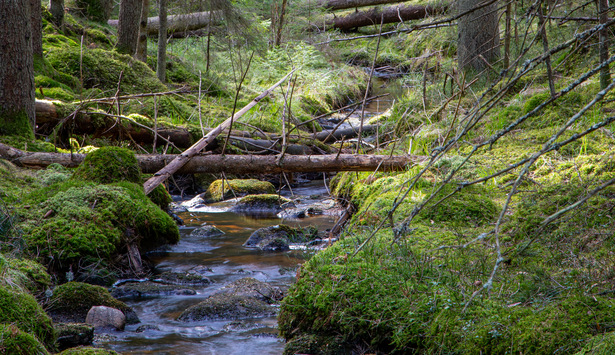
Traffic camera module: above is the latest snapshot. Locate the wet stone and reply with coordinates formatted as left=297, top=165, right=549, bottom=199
left=111, top=281, right=197, bottom=300
left=135, top=324, right=161, bottom=333
left=243, top=225, right=319, bottom=251
left=157, top=271, right=213, bottom=286
left=190, top=225, right=225, bottom=238
left=55, top=323, right=94, bottom=351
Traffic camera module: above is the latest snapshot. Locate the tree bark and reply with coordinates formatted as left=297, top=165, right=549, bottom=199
left=31, top=0, right=43, bottom=57
left=0, top=143, right=425, bottom=174
left=49, top=0, right=64, bottom=27
left=143, top=70, right=296, bottom=194
left=109, top=11, right=221, bottom=36
left=157, top=0, right=167, bottom=82
left=315, top=0, right=413, bottom=11
left=457, top=0, right=500, bottom=71
left=116, top=0, right=143, bottom=55
left=319, top=4, right=448, bottom=31
left=135, top=0, right=150, bottom=62
left=0, top=0, right=35, bottom=139
left=313, top=125, right=377, bottom=142
left=598, top=0, right=610, bottom=89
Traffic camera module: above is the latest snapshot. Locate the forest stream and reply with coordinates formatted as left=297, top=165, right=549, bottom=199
left=98, top=78, right=400, bottom=354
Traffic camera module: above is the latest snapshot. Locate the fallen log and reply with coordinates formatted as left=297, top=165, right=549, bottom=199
left=0, top=143, right=425, bottom=174
left=142, top=69, right=297, bottom=195
left=108, top=11, right=222, bottom=36
left=34, top=100, right=193, bottom=148
left=319, top=3, right=448, bottom=31
left=315, top=0, right=410, bottom=11
left=313, top=125, right=378, bottom=143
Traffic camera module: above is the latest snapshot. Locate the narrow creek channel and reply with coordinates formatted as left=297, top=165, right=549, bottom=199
left=101, top=182, right=338, bottom=354
left=99, top=76, right=403, bottom=354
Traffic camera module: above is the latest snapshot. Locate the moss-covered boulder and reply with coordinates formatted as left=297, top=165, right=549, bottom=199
left=0, top=256, right=52, bottom=295
left=55, top=323, right=94, bottom=351
left=59, top=347, right=120, bottom=355
left=243, top=224, right=318, bottom=251
left=0, top=286, right=56, bottom=351
left=0, top=324, right=50, bottom=355
left=46, top=47, right=165, bottom=94
left=72, top=147, right=141, bottom=184
left=147, top=183, right=173, bottom=210
left=47, top=282, right=138, bottom=325
left=21, top=180, right=179, bottom=275
left=202, top=179, right=276, bottom=202
left=230, top=194, right=292, bottom=215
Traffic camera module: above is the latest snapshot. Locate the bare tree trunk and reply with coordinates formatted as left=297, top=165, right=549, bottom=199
left=135, top=0, right=150, bottom=62
left=316, top=0, right=413, bottom=11
left=156, top=0, right=167, bottom=82
left=49, top=0, right=64, bottom=27
left=0, top=0, right=35, bottom=139
left=598, top=0, right=611, bottom=89
left=537, top=2, right=556, bottom=97
left=458, top=0, right=500, bottom=71
left=320, top=4, right=447, bottom=31
left=274, top=0, right=288, bottom=46
left=117, top=0, right=143, bottom=55
left=503, top=0, right=511, bottom=69
left=30, top=0, right=43, bottom=57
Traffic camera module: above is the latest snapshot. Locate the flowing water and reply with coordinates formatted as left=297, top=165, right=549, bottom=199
left=101, top=182, right=338, bottom=355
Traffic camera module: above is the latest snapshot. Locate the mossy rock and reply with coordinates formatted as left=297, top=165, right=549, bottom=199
left=59, top=347, right=119, bottom=355
left=21, top=181, right=179, bottom=274
left=46, top=47, right=165, bottom=94
left=147, top=183, right=173, bottom=210
left=55, top=323, right=94, bottom=351
left=0, top=324, right=50, bottom=355
left=177, top=294, right=275, bottom=322
left=203, top=179, right=276, bottom=202
left=243, top=224, right=318, bottom=251
left=283, top=334, right=347, bottom=355
left=1, top=256, right=52, bottom=295
left=0, top=286, right=56, bottom=351
left=47, top=282, right=137, bottom=324
left=72, top=147, right=141, bottom=184
left=230, top=194, right=292, bottom=214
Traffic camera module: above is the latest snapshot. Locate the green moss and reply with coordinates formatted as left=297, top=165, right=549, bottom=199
left=576, top=332, right=615, bottom=355
left=59, top=347, right=119, bottom=355
left=38, top=163, right=72, bottom=186
left=36, top=87, right=75, bottom=101
left=205, top=179, right=276, bottom=202
left=72, top=146, right=141, bottom=184
left=48, top=282, right=129, bottom=322
left=3, top=257, right=52, bottom=295
left=147, top=183, right=173, bottom=210
left=0, top=324, right=50, bottom=355
left=0, top=109, right=34, bottom=140
left=20, top=180, right=179, bottom=272
left=0, top=286, right=56, bottom=351
left=46, top=47, right=165, bottom=94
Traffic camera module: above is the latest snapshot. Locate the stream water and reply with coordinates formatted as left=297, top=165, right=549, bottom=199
left=101, top=182, right=338, bottom=355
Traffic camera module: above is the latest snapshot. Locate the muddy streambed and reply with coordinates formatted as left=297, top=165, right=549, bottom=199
left=99, top=181, right=338, bottom=354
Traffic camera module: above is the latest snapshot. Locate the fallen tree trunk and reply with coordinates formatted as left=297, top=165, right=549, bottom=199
left=108, top=11, right=222, bottom=36
left=0, top=143, right=425, bottom=174
left=313, top=125, right=378, bottom=143
left=315, top=0, right=409, bottom=11
left=320, top=3, right=448, bottom=31
left=142, top=70, right=297, bottom=195
left=34, top=100, right=193, bottom=148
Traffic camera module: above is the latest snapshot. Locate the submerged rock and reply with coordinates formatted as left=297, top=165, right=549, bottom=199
left=111, top=281, right=197, bottom=300
left=221, top=277, right=284, bottom=303
left=243, top=224, right=319, bottom=251
left=190, top=225, right=225, bottom=238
